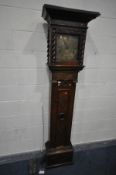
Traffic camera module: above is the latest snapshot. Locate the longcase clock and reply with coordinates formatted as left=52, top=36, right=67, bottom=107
left=42, top=4, right=100, bottom=168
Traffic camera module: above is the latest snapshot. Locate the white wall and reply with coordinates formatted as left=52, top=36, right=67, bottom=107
left=0, top=0, right=116, bottom=156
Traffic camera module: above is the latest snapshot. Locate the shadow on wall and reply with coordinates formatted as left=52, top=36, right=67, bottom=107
left=22, top=23, right=50, bottom=144
left=23, top=22, right=50, bottom=86
left=79, top=31, right=100, bottom=85
left=22, top=22, right=50, bottom=98
left=85, top=31, right=99, bottom=56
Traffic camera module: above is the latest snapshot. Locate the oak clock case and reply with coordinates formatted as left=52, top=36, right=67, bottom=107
left=42, top=4, right=100, bottom=168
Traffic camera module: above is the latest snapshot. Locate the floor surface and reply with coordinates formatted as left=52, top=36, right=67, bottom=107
left=0, top=145, right=116, bottom=175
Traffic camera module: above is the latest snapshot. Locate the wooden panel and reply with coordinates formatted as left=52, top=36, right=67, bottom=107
left=56, top=88, right=71, bottom=146
left=50, top=79, right=76, bottom=147
left=52, top=72, right=77, bottom=81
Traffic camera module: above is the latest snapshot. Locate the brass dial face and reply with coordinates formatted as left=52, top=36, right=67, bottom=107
left=56, top=34, right=78, bottom=62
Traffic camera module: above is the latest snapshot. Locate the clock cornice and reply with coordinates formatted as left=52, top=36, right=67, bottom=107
left=42, top=4, right=100, bottom=24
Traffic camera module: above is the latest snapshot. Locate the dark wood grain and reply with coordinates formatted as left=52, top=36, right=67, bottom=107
left=42, top=4, right=100, bottom=168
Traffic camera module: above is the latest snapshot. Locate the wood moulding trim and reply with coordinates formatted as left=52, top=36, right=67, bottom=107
left=48, top=64, right=84, bottom=71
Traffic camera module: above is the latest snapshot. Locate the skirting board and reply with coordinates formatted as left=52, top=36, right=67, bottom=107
left=0, top=139, right=116, bottom=165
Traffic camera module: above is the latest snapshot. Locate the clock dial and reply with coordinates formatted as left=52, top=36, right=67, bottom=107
left=56, top=34, right=78, bottom=62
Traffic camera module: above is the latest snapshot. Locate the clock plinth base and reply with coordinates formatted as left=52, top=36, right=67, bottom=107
left=45, top=141, right=73, bottom=168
